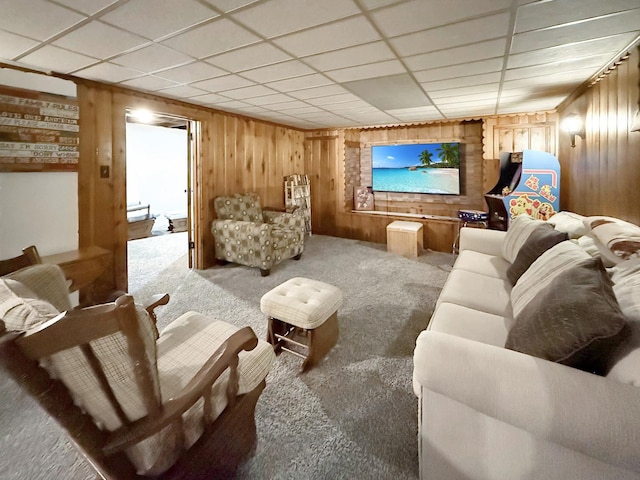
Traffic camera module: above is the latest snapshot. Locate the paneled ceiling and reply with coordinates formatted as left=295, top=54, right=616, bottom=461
left=1, top=0, right=639, bottom=130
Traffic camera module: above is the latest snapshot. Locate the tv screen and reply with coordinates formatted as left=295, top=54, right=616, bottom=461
left=371, top=142, right=460, bottom=195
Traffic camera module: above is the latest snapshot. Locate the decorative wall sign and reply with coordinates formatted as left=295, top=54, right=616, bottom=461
left=0, top=86, right=79, bottom=172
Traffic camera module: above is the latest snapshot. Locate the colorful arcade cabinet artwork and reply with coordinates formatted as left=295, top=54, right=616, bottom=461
left=484, top=150, right=560, bottom=230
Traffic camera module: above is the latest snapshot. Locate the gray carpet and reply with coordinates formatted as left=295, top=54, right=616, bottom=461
left=0, top=233, right=452, bottom=479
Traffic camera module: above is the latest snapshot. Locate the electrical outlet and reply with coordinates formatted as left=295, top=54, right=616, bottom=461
left=100, top=165, right=110, bottom=178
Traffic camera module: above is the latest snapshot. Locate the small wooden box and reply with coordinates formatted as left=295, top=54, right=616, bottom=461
left=386, top=221, right=423, bottom=257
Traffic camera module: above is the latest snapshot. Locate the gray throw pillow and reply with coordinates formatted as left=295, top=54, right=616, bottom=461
left=505, top=257, right=629, bottom=375
left=507, top=224, right=568, bottom=285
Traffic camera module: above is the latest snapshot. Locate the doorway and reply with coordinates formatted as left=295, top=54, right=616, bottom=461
left=124, top=109, right=197, bottom=293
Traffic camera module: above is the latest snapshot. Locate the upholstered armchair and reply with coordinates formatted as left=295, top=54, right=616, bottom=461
left=212, top=192, right=305, bottom=276
left=0, top=263, right=275, bottom=478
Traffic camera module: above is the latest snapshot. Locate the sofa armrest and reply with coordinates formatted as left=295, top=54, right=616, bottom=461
left=211, top=219, right=272, bottom=239
left=413, top=331, right=640, bottom=473
left=263, top=210, right=305, bottom=230
left=459, top=227, right=506, bottom=257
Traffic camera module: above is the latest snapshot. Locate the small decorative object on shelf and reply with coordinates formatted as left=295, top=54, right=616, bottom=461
left=354, top=186, right=374, bottom=211
left=284, top=174, right=312, bottom=235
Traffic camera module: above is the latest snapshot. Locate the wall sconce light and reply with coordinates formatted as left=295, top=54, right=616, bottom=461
left=631, top=110, right=640, bottom=132
left=562, top=113, right=584, bottom=147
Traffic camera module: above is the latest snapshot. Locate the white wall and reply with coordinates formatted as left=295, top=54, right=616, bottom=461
left=126, top=123, right=188, bottom=219
left=0, top=69, right=78, bottom=258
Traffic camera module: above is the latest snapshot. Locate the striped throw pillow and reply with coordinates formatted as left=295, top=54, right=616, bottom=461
left=502, top=214, right=547, bottom=263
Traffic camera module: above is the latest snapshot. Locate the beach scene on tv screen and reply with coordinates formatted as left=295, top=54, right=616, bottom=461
left=372, top=143, right=460, bottom=194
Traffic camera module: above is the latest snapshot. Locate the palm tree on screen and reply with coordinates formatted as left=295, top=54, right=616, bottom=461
left=437, top=143, right=459, bottom=167
left=419, top=149, right=433, bottom=167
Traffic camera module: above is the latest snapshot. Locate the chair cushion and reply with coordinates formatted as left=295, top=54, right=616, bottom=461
left=506, top=225, right=568, bottom=285
left=4, top=263, right=72, bottom=312
left=214, top=193, right=263, bottom=222
left=502, top=214, right=546, bottom=263
left=0, top=278, right=59, bottom=331
left=506, top=257, right=629, bottom=375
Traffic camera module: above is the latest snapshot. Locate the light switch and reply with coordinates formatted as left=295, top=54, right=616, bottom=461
left=100, top=165, right=109, bottom=178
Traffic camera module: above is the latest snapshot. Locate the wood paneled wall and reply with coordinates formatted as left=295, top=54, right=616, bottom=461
left=558, top=46, right=640, bottom=224
left=77, top=82, right=304, bottom=292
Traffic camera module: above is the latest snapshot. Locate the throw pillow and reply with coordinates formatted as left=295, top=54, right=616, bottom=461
left=506, top=257, right=629, bottom=375
left=0, top=278, right=60, bottom=331
left=501, top=214, right=546, bottom=263
left=583, top=216, right=640, bottom=266
left=506, top=224, right=568, bottom=285
left=546, top=211, right=588, bottom=238
left=511, top=240, right=591, bottom=318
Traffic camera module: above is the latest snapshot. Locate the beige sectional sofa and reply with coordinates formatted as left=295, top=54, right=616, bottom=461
left=413, top=213, right=640, bottom=480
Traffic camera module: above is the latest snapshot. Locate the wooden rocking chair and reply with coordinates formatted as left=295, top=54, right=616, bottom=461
left=0, top=260, right=275, bottom=479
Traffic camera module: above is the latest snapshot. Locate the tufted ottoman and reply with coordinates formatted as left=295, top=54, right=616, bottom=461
left=260, top=277, right=343, bottom=372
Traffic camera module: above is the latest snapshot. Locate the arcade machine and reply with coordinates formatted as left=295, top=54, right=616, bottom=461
left=484, top=150, right=560, bottom=230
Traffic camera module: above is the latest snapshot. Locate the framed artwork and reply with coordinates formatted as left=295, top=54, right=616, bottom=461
left=354, top=186, right=374, bottom=210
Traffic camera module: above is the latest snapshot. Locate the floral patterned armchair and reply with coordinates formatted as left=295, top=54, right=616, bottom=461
left=211, top=193, right=305, bottom=276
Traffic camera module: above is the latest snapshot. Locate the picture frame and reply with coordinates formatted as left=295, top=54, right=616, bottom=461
left=354, top=186, right=374, bottom=211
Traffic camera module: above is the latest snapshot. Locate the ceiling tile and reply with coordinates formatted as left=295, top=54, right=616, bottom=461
left=201, top=0, right=259, bottom=13
left=53, top=21, right=149, bottom=59
left=161, top=18, right=259, bottom=59
left=390, top=12, right=510, bottom=57
left=205, top=43, right=291, bottom=72
left=121, top=75, right=181, bottom=91
left=74, top=62, right=144, bottom=83
left=20, top=45, right=98, bottom=73
left=372, top=0, right=511, bottom=37
left=306, top=93, right=362, bottom=106
left=265, top=74, right=332, bottom=93
left=220, top=84, right=279, bottom=99
left=404, top=39, right=507, bottom=71
left=244, top=93, right=297, bottom=106
left=189, top=92, right=231, bottom=104
left=419, top=72, right=502, bottom=91
left=360, top=0, right=405, bottom=10
left=328, top=100, right=375, bottom=111
left=100, top=0, right=218, bottom=41
left=415, top=58, right=504, bottom=83
left=0, top=0, right=85, bottom=41
left=504, top=55, right=610, bottom=81
left=0, top=30, right=40, bottom=60
left=156, top=85, right=211, bottom=99
left=507, top=33, right=638, bottom=69
left=288, top=84, right=350, bottom=100
left=273, top=16, right=381, bottom=57
left=270, top=105, right=324, bottom=114
left=240, top=60, right=316, bottom=83
left=428, top=84, right=500, bottom=99
left=326, top=59, right=406, bottom=83
left=231, top=0, right=360, bottom=38
left=386, top=105, right=439, bottom=115
left=434, top=93, right=498, bottom=106
left=512, top=10, right=640, bottom=54
left=261, top=100, right=311, bottom=111
left=155, top=61, right=227, bottom=83
left=515, top=0, right=640, bottom=33
left=502, top=69, right=596, bottom=90
left=191, top=74, right=255, bottom=92
left=303, top=41, right=395, bottom=71
left=112, top=44, right=193, bottom=73
left=53, top=0, right=118, bottom=15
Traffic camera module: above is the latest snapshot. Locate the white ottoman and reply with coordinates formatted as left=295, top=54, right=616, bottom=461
left=260, top=277, right=343, bottom=372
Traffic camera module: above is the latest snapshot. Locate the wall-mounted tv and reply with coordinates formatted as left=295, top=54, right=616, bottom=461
left=371, top=142, right=460, bottom=195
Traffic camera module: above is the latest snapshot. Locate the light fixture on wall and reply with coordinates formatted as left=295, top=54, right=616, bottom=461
left=562, top=113, right=584, bottom=147
left=631, top=110, right=640, bottom=132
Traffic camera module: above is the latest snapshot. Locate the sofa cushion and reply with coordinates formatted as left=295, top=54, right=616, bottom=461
left=607, top=259, right=640, bottom=386
left=583, top=216, right=640, bottom=266
left=506, top=257, right=629, bottom=374
left=502, top=214, right=546, bottom=263
left=0, top=278, right=59, bottom=331
left=511, top=240, right=591, bottom=318
left=428, top=302, right=512, bottom=347
left=437, top=269, right=512, bottom=318
left=546, top=211, right=588, bottom=238
left=506, top=225, right=568, bottom=285
left=452, top=250, right=511, bottom=279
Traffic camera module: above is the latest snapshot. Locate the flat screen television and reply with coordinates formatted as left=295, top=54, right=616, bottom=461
left=371, top=142, right=460, bottom=195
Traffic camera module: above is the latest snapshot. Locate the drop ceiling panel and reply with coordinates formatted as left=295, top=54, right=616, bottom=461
left=419, top=72, right=502, bottom=91
left=504, top=55, right=611, bottom=81
left=156, top=85, right=210, bottom=98
left=404, top=39, right=507, bottom=71
left=191, top=74, right=255, bottom=92
left=272, top=16, right=381, bottom=57
left=429, top=85, right=500, bottom=99
left=326, top=60, right=406, bottom=83
left=343, top=73, right=430, bottom=110
left=190, top=92, right=231, bottom=104
left=390, top=12, right=511, bottom=57
left=265, top=74, right=332, bottom=93
left=415, top=58, right=504, bottom=83
left=231, top=0, right=360, bottom=38
left=244, top=93, right=297, bottom=106
left=52, top=21, right=150, bottom=59
left=53, top=0, right=118, bottom=15
left=288, top=84, right=350, bottom=100
left=122, top=75, right=181, bottom=91
left=220, top=84, right=279, bottom=99
left=74, top=62, right=144, bottom=83
left=205, top=43, right=291, bottom=72
left=372, top=0, right=511, bottom=38
left=20, top=45, right=97, bottom=73
left=303, top=41, right=395, bottom=72
left=0, top=30, right=40, bottom=60
left=161, top=18, right=259, bottom=59
left=201, top=0, right=260, bottom=13
left=306, top=93, right=362, bottom=106
left=156, top=62, right=227, bottom=83
left=111, top=44, right=194, bottom=72
left=514, top=0, right=640, bottom=33
left=262, top=100, right=312, bottom=111
left=0, top=0, right=85, bottom=41
left=240, top=60, right=316, bottom=83
left=100, top=0, right=218, bottom=41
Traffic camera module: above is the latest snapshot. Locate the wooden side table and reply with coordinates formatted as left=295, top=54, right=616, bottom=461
left=386, top=221, right=424, bottom=257
left=41, top=246, right=111, bottom=294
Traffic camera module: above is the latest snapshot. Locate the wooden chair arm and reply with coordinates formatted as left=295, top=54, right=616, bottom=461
left=102, top=326, right=258, bottom=455
left=144, top=294, right=170, bottom=324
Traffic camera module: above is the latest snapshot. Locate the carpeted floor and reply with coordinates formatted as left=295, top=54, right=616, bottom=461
left=0, top=233, right=452, bottom=479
